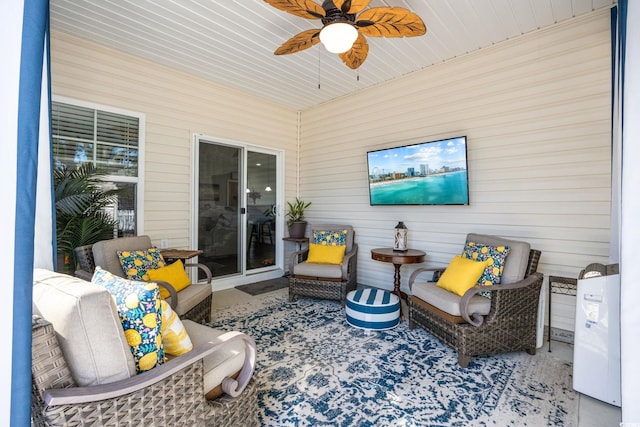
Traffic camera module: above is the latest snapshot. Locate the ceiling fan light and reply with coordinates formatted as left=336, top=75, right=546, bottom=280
left=319, top=22, right=358, bottom=54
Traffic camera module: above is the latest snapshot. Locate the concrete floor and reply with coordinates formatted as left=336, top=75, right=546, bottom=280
left=211, top=286, right=622, bottom=426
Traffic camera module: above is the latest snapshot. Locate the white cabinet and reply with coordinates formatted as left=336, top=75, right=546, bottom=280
left=573, top=265, right=621, bottom=406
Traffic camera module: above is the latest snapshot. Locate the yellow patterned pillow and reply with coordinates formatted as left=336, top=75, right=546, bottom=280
left=307, top=243, right=346, bottom=265
left=436, top=256, right=490, bottom=297
left=159, top=300, right=193, bottom=356
left=147, top=260, right=191, bottom=299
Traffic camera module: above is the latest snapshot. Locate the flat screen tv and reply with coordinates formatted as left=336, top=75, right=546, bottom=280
left=367, top=136, right=469, bottom=205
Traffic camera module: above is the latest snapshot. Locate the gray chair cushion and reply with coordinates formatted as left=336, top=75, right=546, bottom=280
left=173, top=281, right=213, bottom=315
left=412, top=281, right=491, bottom=317
left=92, top=235, right=153, bottom=277
left=465, top=233, right=531, bottom=284
left=293, top=262, right=343, bottom=279
left=32, top=269, right=136, bottom=386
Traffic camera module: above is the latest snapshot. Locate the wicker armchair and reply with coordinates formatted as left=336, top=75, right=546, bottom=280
left=289, top=224, right=358, bottom=306
left=75, top=235, right=212, bottom=323
left=32, top=270, right=258, bottom=427
left=408, top=233, right=543, bottom=368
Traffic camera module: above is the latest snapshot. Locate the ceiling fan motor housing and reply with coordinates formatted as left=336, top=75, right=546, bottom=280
left=321, top=0, right=356, bottom=26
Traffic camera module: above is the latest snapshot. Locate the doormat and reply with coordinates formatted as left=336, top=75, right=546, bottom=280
left=235, top=277, right=289, bottom=296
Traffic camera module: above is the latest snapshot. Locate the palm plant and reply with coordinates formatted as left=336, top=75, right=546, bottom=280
left=54, top=164, right=120, bottom=271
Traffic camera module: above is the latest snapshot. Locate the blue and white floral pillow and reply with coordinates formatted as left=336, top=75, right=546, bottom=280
left=117, top=247, right=166, bottom=281
left=462, top=241, right=510, bottom=288
left=313, top=229, right=348, bottom=246
left=92, top=267, right=164, bottom=373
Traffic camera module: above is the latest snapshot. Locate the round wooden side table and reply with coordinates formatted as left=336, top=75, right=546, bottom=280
left=371, top=248, right=426, bottom=311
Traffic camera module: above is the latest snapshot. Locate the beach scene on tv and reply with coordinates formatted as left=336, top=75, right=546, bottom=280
left=367, top=136, right=469, bottom=205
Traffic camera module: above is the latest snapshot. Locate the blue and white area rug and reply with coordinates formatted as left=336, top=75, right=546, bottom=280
left=208, top=289, right=577, bottom=426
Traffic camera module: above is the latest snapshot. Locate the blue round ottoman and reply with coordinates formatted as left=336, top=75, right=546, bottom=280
left=346, top=288, right=400, bottom=330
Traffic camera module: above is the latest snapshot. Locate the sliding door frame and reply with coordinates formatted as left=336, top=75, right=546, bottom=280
left=192, top=133, right=285, bottom=290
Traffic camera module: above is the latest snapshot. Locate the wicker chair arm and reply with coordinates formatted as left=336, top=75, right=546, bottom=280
left=44, top=331, right=256, bottom=406
left=341, top=244, right=358, bottom=278
left=408, top=267, right=445, bottom=291
left=73, top=269, right=93, bottom=281
left=151, top=279, right=179, bottom=309
left=288, top=248, right=309, bottom=273
left=184, top=262, right=213, bottom=284
left=459, top=272, right=543, bottom=326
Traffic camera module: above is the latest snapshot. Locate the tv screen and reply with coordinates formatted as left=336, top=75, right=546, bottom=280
left=367, top=136, right=469, bottom=205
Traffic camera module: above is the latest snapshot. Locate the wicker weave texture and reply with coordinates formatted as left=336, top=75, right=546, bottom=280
left=32, top=316, right=258, bottom=427
left=207, top=379, right=259, bottom=426
left=74, top=245, right=95, bottom=273
left=40, top=362, right=208, bottom=426
left=184, top=293, right=213, bottom=323
left=409, top=249, right=543, bottom=367
left=31, top=317, right=76, bottom=427
left=289, top=275, right=357, bottom=306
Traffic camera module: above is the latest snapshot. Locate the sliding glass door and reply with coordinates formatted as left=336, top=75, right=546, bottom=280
left=246, top=151, right=278, bottom=271
left=196, top=137, right=281, bottom=280
left=197, top=141, right=242, bottom=277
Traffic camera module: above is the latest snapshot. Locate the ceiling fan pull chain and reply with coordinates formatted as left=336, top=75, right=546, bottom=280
left=318, top=49, right=322, bottom=89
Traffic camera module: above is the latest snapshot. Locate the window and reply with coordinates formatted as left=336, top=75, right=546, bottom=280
left=51, top=99, right=144, bottom=237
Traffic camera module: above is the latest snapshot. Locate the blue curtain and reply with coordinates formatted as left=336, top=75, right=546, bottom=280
left=7, top=0, right=54, bottom=425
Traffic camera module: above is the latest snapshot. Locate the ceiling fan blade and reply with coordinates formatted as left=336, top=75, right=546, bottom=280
left=263, top=0, right=325, bottom=19
left=339, top=33, right=369, bottom=69
left=356, top=7, right=426, bottom=38
left=274, top=29, right=321, bottom=55
left=332, top=0, right=371, bottom=14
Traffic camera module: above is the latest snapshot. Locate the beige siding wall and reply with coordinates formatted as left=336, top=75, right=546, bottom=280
left=300, top=9, right=611, bottom=313
left=51, top=31, right=299, bottom=249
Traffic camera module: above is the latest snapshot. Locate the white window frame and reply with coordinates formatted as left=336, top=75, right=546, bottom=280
left=52, top=95, right=145, bottom=235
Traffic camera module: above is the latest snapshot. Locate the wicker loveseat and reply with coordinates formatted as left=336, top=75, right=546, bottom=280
left=408, top=233, right=543, bottom=368
left=75, top=235, right=213, bottom=323
left=31, top=269, right=258, bottom=426
left=288, top=224, right=358, bottom=306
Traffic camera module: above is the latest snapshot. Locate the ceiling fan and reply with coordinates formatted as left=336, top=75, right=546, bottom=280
left=264, top=0, right=426, bottom=69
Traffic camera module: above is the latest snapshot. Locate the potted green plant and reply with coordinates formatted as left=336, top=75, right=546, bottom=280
left=286, top=198, right=311, bottom=239
left=54, top=164, right=121, bottom=272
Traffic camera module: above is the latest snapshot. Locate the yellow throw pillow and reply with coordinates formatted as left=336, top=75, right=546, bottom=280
left=160, top=300, right=193, bottom=356
left=436, top=256, right=490, bottom=297
left=307, top=243, right=346, bottom=265
left=147, top=260, right=191, bottom=299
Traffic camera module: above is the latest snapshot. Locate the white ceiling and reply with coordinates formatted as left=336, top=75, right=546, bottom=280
left=49, top=0, right=616, bottom=111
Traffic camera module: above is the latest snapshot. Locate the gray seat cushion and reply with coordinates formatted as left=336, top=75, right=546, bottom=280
left=173, top=282, right=213, bottom=315
left=32, top=269, right=136, bottom=386
left=412, top=281, right=491, bottom=317
left=293, top=262, right=343, bottom=279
